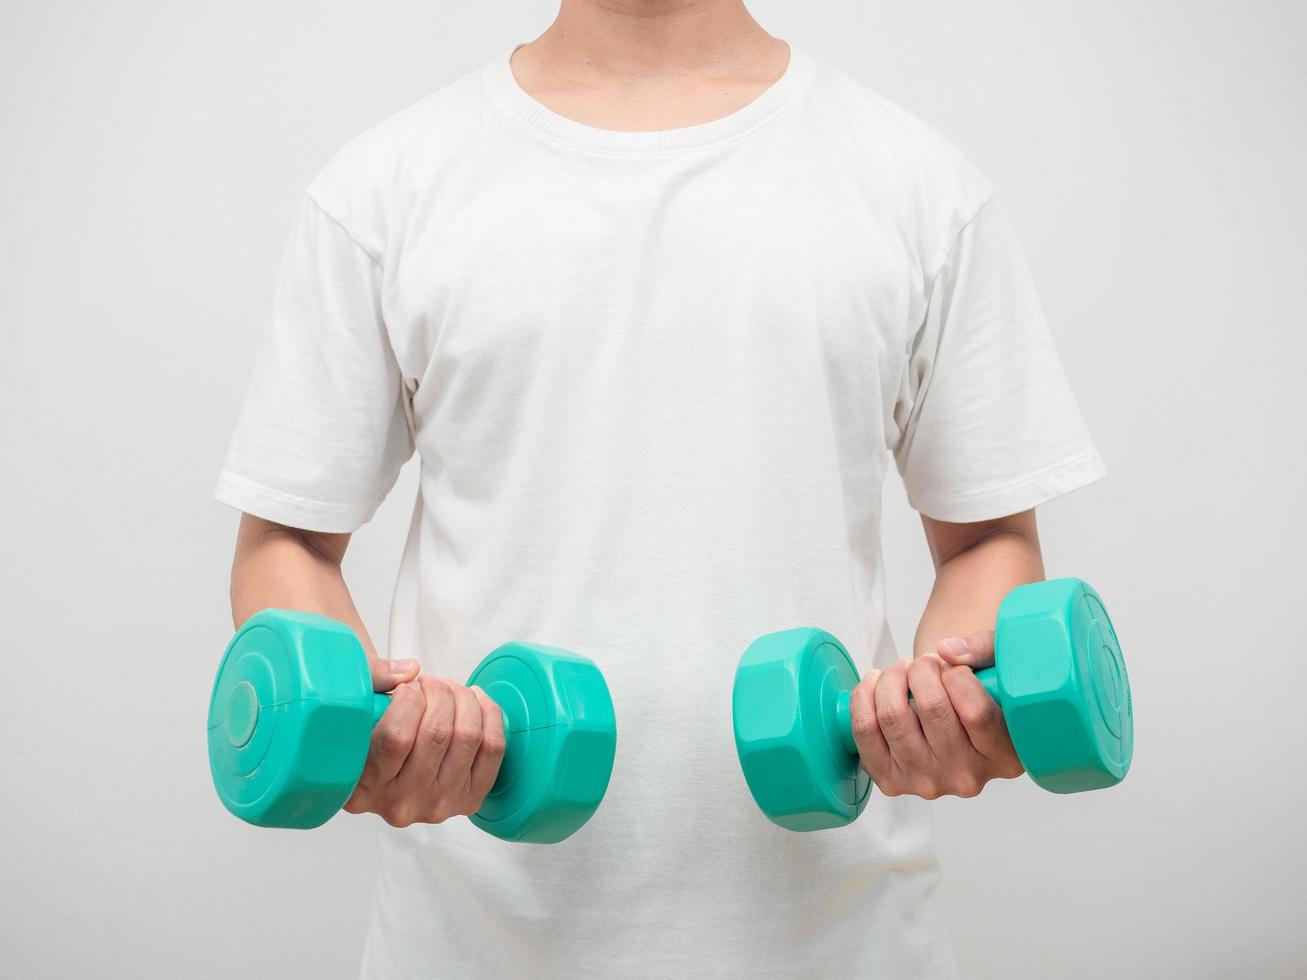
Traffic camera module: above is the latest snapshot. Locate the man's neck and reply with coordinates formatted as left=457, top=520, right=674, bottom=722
left=509, top=0, right=790, bottom=132
left=536, top=0, right=777, bottom=78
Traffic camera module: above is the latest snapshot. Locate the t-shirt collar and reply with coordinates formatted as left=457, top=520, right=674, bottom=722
left=482, top=41, right=816, bottom=154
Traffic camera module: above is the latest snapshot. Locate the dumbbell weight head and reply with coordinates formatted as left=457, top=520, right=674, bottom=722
left=207, top=610, right=617, bottom=843
left=732, top=628, right=872, bottom=832
left=208, top=610, right=375, bottom=830
left=993, top=578, right=1132, bottom=793
left=466, top=640, right=618, bottom=843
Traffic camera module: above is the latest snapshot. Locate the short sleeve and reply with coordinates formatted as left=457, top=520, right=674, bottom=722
left=891, top=197, right=1105, bottom=523
left=214, top=192, right=414, bottom=533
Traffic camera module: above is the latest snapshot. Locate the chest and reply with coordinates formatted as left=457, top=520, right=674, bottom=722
left=383, top=149, right=920, bottom=457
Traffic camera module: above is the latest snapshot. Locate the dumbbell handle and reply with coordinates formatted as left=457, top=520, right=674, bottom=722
left=832, top=667, right=1002, bottom=756
left=368, top=692, right=518, bottom=749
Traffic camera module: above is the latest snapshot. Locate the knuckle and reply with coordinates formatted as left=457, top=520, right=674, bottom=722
left=851, top=719, right=876, bottom=743
left=952, top=775, right=983, bottom=799
left=955, top=700, right=992, bottom=729
left=915, top=781, right=940, bottom=801
left=481, top=731, right=507, bottom=759
left=452, top=724, right=483, bottom=752
left=909, top=656, right=939, bottom=678
left=428, top=802, right=456, bottom=825
left=375, top=727, right=409, bottom=758
left=878, top=700, right=909, bottom=732
left=382, top=805, right=415, bottom=829
left=914, top=693, right=951, bottom=723
left=850, top=710, right=878, bottom=741
left=422, top=676, right=453, bottom=698
left=420, top=719, right=453, bottom=750
left=958, top=694, right=999, bottom=728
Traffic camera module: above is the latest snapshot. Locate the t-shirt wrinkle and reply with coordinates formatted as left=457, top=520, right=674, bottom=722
left=306, top=190, right=384, bottom=268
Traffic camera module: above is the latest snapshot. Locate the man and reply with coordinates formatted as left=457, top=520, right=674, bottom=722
left=216, top=2, right=1104, bottom=975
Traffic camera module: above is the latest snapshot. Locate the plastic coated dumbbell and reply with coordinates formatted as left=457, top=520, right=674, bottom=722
left=208, top=609, right=617, bottom=843
left=732, top=578, right=1132, bottom=831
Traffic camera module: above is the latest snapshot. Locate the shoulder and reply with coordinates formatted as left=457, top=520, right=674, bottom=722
left=806, top=52, right=995, bottom=273
left=302, top=63, right=490, bottom=257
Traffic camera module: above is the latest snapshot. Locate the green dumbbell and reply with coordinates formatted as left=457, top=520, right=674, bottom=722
left=733, top=578, right=1132, bottom=831
left=207, top=609, right=617, bottom=843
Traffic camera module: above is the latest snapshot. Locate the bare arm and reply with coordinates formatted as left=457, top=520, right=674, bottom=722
left=913, top=509, right=1044, bottom=660
left=846, top=509, right=1040, bottom=799
left=229, top=513, right=383, bottom=663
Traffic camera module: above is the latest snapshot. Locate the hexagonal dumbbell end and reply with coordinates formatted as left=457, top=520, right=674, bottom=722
left=992, top=578, right=1133, bottom=793
left=732, top=628, right=870, bottom=832
left=467, top=643, right=617, bottom=843
left=207, top=609, right=379, bottom=829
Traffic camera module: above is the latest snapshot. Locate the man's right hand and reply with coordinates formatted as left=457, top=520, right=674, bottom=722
left=343, top=657, right=508, bottom=828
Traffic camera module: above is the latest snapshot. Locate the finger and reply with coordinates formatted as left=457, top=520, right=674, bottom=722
left=848, top=670, right=892, bottom=784
left=467, top=686, right=507, bottom=806
left=874, top=658, right=930, bottom=770
left=370, top=655, right=421, bottom=692
left=941, top=665, right=1021, bottom=771
left=937, top=629, right=996, bottom=669
left=355, top=679, right=424, bottom=793
left=907, top=655, right=971, bottom=762
left=393, top=675, right=456, bottom=798
left=435, top=683, right=484, bottom=804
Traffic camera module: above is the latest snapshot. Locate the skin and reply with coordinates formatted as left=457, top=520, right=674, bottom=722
left=507, top=0, right=789, bottom=132
left=847, top=514, right=1037, bottom=799
left=228, top=0, right=1042, bottom=823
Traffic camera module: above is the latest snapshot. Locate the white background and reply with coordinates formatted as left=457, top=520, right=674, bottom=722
left=2, top=2, right=1304, bottom=976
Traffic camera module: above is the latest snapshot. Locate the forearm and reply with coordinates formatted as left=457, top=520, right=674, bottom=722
left=913, top=516, right=1045, bottom=659
left=850, top=513, right=1039, bottom=797
left=229, top=514, right=380, bottom=661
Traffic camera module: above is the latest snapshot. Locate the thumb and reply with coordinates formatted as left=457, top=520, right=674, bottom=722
left=936, top=629, right=996, bottom=669
left=370, top=656, right=421, bottom=691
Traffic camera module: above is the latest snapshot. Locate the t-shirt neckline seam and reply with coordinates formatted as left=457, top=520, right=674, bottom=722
left=481, top=42, right=817, bottom=157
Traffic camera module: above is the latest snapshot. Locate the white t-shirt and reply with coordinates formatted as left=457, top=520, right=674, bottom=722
left=216, top=42, right=1104, bottom=979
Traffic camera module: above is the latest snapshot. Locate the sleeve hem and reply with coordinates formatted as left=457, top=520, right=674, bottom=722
left=907, top=449, right=1107, bottom=524
left=213, top=470, right=384, bottom=534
